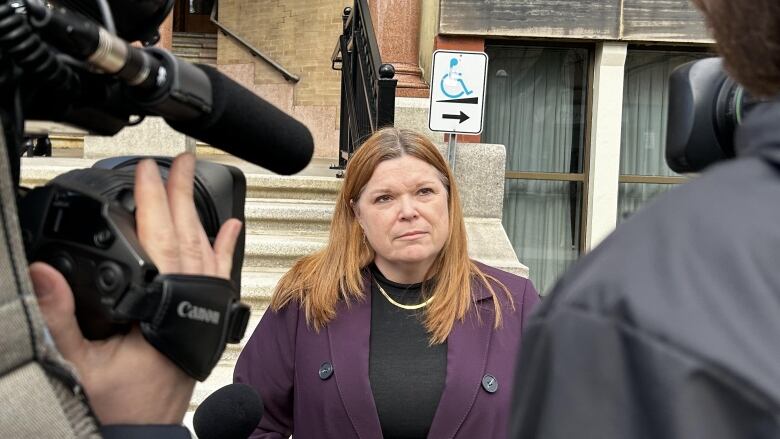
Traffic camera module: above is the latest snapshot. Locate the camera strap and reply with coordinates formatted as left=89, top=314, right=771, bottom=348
left=138, top=274, right=250, bottom=381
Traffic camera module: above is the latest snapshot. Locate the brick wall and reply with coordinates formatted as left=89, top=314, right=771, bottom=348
left=217, top=0, right=349, bottom=108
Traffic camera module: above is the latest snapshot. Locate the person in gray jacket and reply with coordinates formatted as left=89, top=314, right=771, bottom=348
left=509, top=0, right=780, bottom=437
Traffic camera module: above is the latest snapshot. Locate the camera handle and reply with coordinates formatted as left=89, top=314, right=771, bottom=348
left=139, top=274, right=250, bottom=381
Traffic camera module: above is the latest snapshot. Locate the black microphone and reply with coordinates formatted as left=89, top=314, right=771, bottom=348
left=167, top=64, right=314, bottom=175
left=194, top=383, right=264, bottom=439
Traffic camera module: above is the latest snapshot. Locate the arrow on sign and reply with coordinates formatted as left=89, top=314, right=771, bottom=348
left=442, top=111, right=469, bottom=124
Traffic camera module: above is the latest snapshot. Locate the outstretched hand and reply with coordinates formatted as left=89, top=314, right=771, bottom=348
left=29, top=153, right=242, bottom=424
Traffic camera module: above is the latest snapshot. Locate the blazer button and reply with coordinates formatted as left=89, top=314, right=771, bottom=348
left=319, top=362, right=334, bottom=380
left=482, top=374, right=498, bottom=393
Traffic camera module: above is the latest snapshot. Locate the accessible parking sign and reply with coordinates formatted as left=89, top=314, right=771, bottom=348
left=428, top=50, right=488, bottom=134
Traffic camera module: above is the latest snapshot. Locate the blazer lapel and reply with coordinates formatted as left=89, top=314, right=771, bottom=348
left=427, top=289, right=495, bottom=439
left=326, top=274, right=383, bottom=439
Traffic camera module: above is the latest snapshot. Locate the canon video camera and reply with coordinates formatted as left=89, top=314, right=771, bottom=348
left=18, top=157, right=250, bottom=380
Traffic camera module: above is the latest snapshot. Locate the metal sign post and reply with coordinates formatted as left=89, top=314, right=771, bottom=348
left=448, top=133, right=457, bottom=171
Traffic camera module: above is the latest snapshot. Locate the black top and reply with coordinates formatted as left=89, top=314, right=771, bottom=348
left=509, top=100, right=780, bottom=438
left=100, top=425, right=191, bottom=438
left=368, top=264, right=447, bottom=439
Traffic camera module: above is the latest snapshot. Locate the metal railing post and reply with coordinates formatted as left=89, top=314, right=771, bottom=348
left=377, top=63, right=397, bottom=128
left=330, top=0, right=398, bottom=173
left=337, top=7, right=352, bottom=168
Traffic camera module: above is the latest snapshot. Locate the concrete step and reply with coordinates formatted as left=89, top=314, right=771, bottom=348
left=174, top=32, right=218, bottom=40
left=172, top=32, right=218, bottom=67
left=173, top=51, right=218, bottom=62
left=173, top=35, right=216, bottom=43
left=172, top=46, right=217, bottom=57
left=30, top=122, right=218, bottom=152
left=244, top=173, right=341, bottom=201
left=172, top=40, right=218, bottom=49
left=244, top=234, right=327, bottom=269
left=173, top=54, right=218, bottom=64
left=19, top=159, right=342, bottom=201
left=48, top=137, right=213, bottom=151
left=245, top=198, right=334, bottom=235
left=238, top=268, right=285, bottom=303
left=175, top=55, right=217, bottom=66
left=171, top=42, right=217, bottom=52
left=173, top=43, right=217, bottom=52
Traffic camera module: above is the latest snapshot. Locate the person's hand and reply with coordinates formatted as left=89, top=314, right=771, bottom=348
left=28, top=153, right=242, bottom=425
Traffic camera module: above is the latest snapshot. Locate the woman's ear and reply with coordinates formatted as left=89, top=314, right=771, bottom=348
left=350, top=199, right=360, bottom=219
left=350, top=199, right=366, bottom=230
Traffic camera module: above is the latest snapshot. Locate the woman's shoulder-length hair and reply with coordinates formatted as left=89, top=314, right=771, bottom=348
left=270, top=127, right=513, bottom=343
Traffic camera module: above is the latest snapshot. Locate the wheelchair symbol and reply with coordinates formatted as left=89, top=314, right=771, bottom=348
left=440, top=57, right=473, bottom=99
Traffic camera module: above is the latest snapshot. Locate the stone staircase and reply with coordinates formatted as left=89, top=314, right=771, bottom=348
left=172, top=32, right=218, bottom=66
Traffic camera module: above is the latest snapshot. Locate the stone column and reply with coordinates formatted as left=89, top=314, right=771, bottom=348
left=585, top=42, right=627, bottom=251
left=369, top=0, right=428, bottom=97
left=157, top=9, right=174, bottom=50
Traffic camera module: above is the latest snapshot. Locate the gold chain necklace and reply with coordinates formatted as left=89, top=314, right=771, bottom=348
left=376, top=281, right=434, bottom=310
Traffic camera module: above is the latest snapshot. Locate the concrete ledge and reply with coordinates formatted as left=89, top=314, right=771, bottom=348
left=244, top=174, right=342, bottom=201
left=83, top=117, right=195, bottom=158
left=245, top=199, right=334, bottom=234
left=448, top=142, right=506, bottom=219
left=394, top=97, right=441, bottom=144
left=466, top=218, right=528, bottom=278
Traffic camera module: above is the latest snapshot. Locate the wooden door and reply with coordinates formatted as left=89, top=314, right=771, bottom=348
left=174, top=0, right=217, bottom=33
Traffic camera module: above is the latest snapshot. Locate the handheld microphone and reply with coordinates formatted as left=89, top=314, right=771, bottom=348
left=193, top=383, right=264, bottom=439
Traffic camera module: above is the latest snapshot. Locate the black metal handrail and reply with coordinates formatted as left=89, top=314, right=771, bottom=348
left=331, top=0, right=397, bottom=170
left=209, top=1, right=299, bottom=83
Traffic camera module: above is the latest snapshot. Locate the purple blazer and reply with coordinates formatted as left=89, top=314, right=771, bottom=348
left=234, top=262, right=539, bottom=438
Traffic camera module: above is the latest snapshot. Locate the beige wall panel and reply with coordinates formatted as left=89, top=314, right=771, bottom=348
left=439, top=0, right=712, bottom=43
left=622, top=0, right=711, bottom=42
left=217, top=0, right=350, bottom=107
left=440, top=0, right=620, bottom=39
